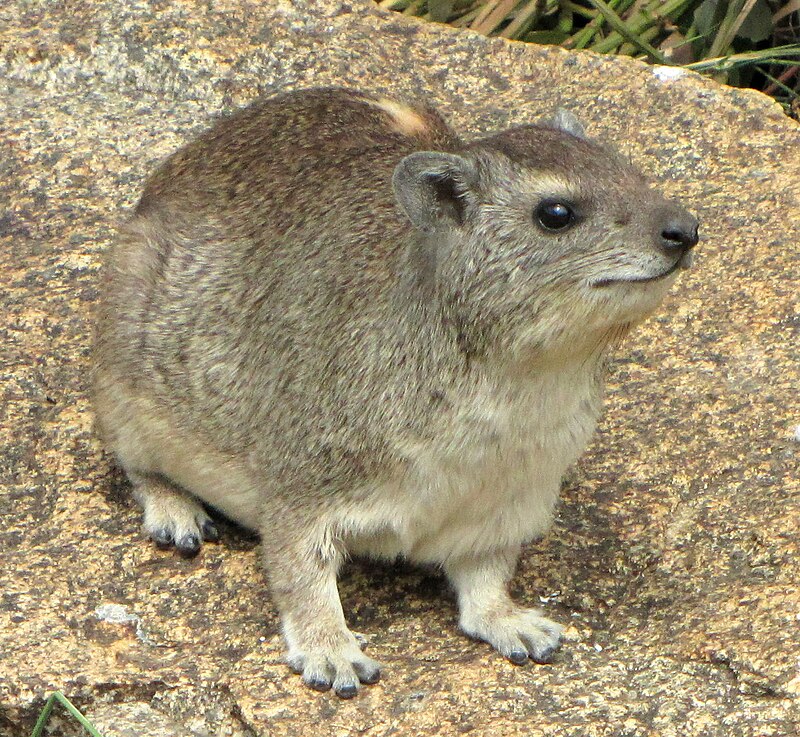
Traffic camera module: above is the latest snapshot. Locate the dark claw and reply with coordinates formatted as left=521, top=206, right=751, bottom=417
left=201, top=519, right=220, bottom=542
left=508, top=650, right=529, bottom=666
left=176, top=533, right=201, bottom=557
left=354, top=663, right=381, bottom=684
left=305, top=676, right=332, bottom=693
left=335, top=683, right=358, bottom=699
left=530, top=645, right=557, bottom=664
left=152, top=528, right=174, bottom=549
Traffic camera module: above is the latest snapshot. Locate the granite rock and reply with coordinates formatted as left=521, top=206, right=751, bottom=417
left=1, top=1, right=798, bottom=735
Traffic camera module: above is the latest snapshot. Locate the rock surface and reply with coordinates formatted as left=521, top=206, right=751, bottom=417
left=1, top=1, right=799, bottom=735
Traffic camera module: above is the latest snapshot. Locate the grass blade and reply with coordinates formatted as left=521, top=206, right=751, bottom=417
left=760, top=66, right=800, bottom=97
left=30, top=696, right=56, bottom=737
left=686, top=44, right=800, bottom=71
left=585, top=0, right=670, bottom=62
left=501, top=0, right=547, bottom=39
left=774, top=0, right=800, bottom=23
left=566, top=0, right=635, bottom=50
left=471, top=0, right=521, bottom=35
left=31, top=692, right=105, bottom=737
left=708, top=0, right=758, bottom=58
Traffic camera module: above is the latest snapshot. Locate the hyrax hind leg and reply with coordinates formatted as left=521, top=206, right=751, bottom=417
left=446, top=546, right=563, bottom=665
left=129, top=471, right=220, bottom=557
left=93, top=371, right=222, bottom=556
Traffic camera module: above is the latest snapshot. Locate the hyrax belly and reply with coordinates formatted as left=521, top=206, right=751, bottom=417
left=344, top=450, right=563, bottom=565
left=344, top=376, right=599, bottom=564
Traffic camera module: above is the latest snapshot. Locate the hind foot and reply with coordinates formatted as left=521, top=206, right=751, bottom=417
left=129, top=472, right=219, bottom=556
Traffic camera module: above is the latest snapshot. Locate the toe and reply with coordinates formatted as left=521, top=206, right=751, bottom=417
left=304, top=675, right=332, bottom=692
left=201, top=519, right=220, bottom=542
left=176, top=532, right=201, bottom=557
left=151, top=527, right=174, bottom=548
left=353, top=659, right=381, bottom=684
left=286, top=655, right=304, bottom=675
left=331, top=659, right=361, bottom=699
left=519, top=619, right=562, bottom=664
left=334, top=682, right=358, bottom=699
left=528, top=644, right=558, bottom=664
left=302, top=654, right=334, bottom=693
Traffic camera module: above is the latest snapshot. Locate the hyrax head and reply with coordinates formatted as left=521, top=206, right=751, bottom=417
left=392, top=111, right=698, bottom=364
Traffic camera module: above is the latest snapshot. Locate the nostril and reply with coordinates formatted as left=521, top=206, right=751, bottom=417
left=661, top=221, right=699, bottom=252
left=662, top=227, right=687, bottom=247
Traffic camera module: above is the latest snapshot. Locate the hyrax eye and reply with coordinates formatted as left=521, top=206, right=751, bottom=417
left=535, top=200, right=574, bottom=231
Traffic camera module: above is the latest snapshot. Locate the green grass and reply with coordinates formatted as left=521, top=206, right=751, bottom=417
left=378, top=0, right=800, bottom=115
left=31, top=692, right=104, bottom=737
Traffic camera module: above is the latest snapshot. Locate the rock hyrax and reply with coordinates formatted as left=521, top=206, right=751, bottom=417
left=93, top=87, right=698, bottom=697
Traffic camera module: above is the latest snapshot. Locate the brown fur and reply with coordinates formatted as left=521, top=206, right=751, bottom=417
left=93, top=87, right=697, bottom=697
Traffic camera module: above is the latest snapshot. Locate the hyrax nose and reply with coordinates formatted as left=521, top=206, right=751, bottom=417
left=659, top=210, right=699, bottom=255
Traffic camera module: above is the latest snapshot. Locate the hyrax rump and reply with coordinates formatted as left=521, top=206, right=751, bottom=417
left=93, top=87, right=698, bottom=697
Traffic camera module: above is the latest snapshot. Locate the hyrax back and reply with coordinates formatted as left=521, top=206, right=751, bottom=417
left=93, top=87, right=698, bottom=697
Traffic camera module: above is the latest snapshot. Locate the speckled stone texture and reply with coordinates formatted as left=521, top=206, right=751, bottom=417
left=1, top=1, right=798, bottom=735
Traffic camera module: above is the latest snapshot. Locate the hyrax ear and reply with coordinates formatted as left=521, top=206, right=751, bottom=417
left=392, top=152, right=476, bottom=232
left=551, top=108, right=587, bottom=140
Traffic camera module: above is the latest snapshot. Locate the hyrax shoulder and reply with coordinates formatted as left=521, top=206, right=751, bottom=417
left=93, top=86, right=698, bottom=697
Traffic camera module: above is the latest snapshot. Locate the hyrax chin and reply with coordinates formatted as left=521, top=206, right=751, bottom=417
left=93, top=87, right=698, bottom=697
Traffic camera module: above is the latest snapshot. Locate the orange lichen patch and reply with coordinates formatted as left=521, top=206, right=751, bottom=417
left=371, top=97, right=429, bottom=137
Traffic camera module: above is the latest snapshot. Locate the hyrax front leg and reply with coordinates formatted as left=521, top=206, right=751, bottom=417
left=129, top=472, right=220, bottom=556
left=446, top=546, right=563, bottom=664
left=263, top=516, right=381, bottom=698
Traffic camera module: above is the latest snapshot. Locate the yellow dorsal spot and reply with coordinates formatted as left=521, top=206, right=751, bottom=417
left=371, top=97, right=429, bottom=137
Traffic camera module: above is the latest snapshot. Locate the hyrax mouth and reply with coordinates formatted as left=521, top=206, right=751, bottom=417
left=591, top=251, right=692, bottom=289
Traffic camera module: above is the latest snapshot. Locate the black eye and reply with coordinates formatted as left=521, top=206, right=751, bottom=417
left=535, top=200, right=574, bottom=231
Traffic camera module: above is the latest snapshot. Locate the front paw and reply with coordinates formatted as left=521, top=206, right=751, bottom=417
left=286, top=633, right=381, bottom=698
left=460, top=607, right=563, bottom=665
